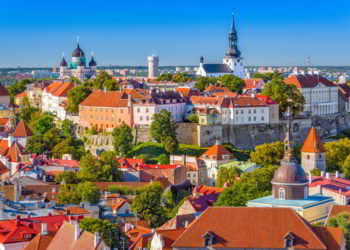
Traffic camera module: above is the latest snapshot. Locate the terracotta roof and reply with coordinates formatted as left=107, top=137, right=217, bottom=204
left=117, top=158, right=144, bottom=169
left=13, top=120, right=33, bottom=137
left=284, top=74, right=336, bottom=89
left=244, top=78, right=264, bottom=89
left=187, top=193, right=219, bottom=213
left=45, top=81, right=73, bottom=97
left=15, top=92, right=28, bottom=98
left=0, top=85, right=9, bottom=96
left=212, top=92, right=237, bottom=97
left=191, top=95, right=266, bottom=108
left=154, top=228, right=186, bottom=250
left=0, top=162, right=9, bottom=175
left=47, top=222, right=108, bottom=250
left=79, top=90, right=129, bottom=107
left=204, top=85, right=230, bottom=92
left=0, top=118, right=9, bottom=126
left=56, top=207, right=90, bottom=216
left=172, top=207, right=328, bottom=249
left=175, top=88, right=201, bottom=97
left=158, top=214, right=196, bottom=230
left=301, top=128, right=325, bottom=153
left=200, top=144, right=235, bottom=160
left=121, top=89, right=145, bottom=99
left=328, top=205, right=350, bottom=219
left=24, top=232, right=55, bottom=250
left=112, top=198, right=130, bottom=211
left=6, top=141, right=31, bottom=163
left=313, top=227, right=344, bottom=250
left=195, top=185, right=224, bottom=195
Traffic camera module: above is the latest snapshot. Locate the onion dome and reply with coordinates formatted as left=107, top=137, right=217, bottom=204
left=60, top=57, right=68, bottom=67
left=72, top=43, right=85, bottom=57
left=272, top=164, right=308, bottom=184
left=89, top=56, right=97, bottom=67
left=79, top=60, right=85, bottom=67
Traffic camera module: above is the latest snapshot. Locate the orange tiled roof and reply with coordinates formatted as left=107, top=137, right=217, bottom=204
left=0, top=118, right=9, bottom=126
left=212, top=92, right=237, bottom=97
left=112, top=198, right=130, bottom=211
left=204, top=85, right=230, bottom=92
left=6, top=141, right=31, bottom=163
left=45, top=81, right=73, bottom=97
left=13, top=120, right=33, bottom=137
left=313, top=227, right=344, bottom=250
left=172, top=207, right=328, bottom=249
left=301, top=128, right=325, bottom=153
left=284, top=74, right=336, bottom=89
left=154, top=228, right=186, bottom=250
left=15, top=92, right=28, bottom=98
left=121, top=89, right=145, bottom=99
left=24, top=232, right=55, bottom=250
left=79, top=90, right=129, bottom=108
left=244, top=78, right=264, bottom=89
left=195, top=185, right=224, bottom=195
left=200, top=144, right=235, bottom=160
left=328, top=205, right=350, bottom=219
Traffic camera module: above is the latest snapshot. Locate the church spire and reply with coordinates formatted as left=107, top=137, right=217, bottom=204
left=282, top=106, right=295, bottom=164
left=226, top=10, right=241, bottom=58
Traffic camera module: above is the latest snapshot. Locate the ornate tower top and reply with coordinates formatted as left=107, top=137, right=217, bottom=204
left=282, top=106, right=295, bottom=164
left=226, top=10, right=241, bottom=58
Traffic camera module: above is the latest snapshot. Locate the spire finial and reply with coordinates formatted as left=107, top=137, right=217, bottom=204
left=62, top=52, right=65, bottom=57
left=76, top=36, right=80, bottom=45
left=92, top=51, right=94, bottom=57
left=231, top=8, right=236, bottom=31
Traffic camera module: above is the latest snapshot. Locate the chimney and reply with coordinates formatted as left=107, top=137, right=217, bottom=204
left=321, top=171, right=324, bottom=177
left=94, top=232, right=101, bottom=247
left=8, top=135, right=13, bottom=147
left=104, top=87, right=107, bottom=93
left=74, top=222, right=80, bottom=240
left=185, top=221, right=189, bottom=228
left=41, top=223, right=48, bottom=236
left=128, top=94, right=132, bottom=107
left=326, top=172, right=330, bottom=180
left=308, top=174, right=312, bottom=183
left=215, top=139, right=221, bottom=145
left=336, top=171, right=339, bottom=178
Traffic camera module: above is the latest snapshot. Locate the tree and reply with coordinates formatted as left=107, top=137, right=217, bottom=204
left=325, top=138, right=350, bottom=172
left=262, top=77, right=305, bottom=114
left=327, top=212, right=350, bottom=249
left=112, top=123, right=134, bottom=157
left=58, top=184, right=81, bottom=204
left=163, top=136, right=179, bottom=154
left=218, top=74, right=244, bottom=93
left=19, top=97, right=38, bottom=123
left=132, top=182, right=167, bottom=227
left=251, top=141, right=284, bottom=167
left=93, top=71, right=114, bottom=90
left=76, top=182, right=100, bottom=204
left=311, top=168, right=321, bottom=176
left=187, top=114, right=199, bottom=123
left=61, top=119, right=75, bottom=138
left=251, top=72, right=282, bottom=83
left=216, top=167, right=242, bottom=188
left=151, top=109, right=178, bottom=143
left=103, top=78, right=119, bottom=91
left=343, top=155, right=350, bottom=179
left=27, top=135, right=46, bottom=154
left=56, top=171, right=80, bottom=184
left=156, top=73, right=173, bottom=82
left=33, top=114, right=54, bottom=135
left=195, top=76, right=217, bottom=91
left=158, top=154, right=170, bottom=164
left=80, top=218, right=126, bottom=249
left=43, top=127, right=62, bottom=150
left=100, top=151, right=123, bottom=181
left=52, top=137, right=76, bottom=159
left=67, top=85, right=91, bottom=113
left=239, top=166, right=279, bottom=192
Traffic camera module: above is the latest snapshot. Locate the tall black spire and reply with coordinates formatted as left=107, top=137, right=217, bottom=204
left=282, top=106, right=295, bottom=164
left=226, top=11, right=241, bottom=58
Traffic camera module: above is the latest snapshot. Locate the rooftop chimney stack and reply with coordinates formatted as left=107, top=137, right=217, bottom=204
left=326, top=172, right=330, bottom=180
left=336, top=171, right=339, bottom=178
left=74, top=222, right=80, bottom=241
left=94, top=232, right=101, bottom=247
left=41, top=223, right=48, bottom=236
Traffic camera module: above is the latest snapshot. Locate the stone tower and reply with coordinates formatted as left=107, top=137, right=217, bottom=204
left=301, top=127, right=326, bottom=173
left=148, top=53, right=159, bottom=78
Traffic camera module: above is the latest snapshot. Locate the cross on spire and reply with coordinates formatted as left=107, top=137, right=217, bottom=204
left=76, top=36, right=80, bottom=44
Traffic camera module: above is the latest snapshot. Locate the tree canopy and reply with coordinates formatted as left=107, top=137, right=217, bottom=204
left=216, top=167, right=242, bottom=188
left=58, top=182, right=100, bottom=205
left=327, top=212, right=350, bottom=249
left=195, top=75, right=244, bottom=93
left=151, top=109, right=178, bottom=143
left=251, top=141, right=284, bottom=167
left=156, top=73, right=193, bottom=83
left=251, top=72, right=282, bottom=83
left=112, top=123, right=134, bottom=157
left=67, top=84, right=91, bottom=113
left=324, top=138, right=350, bottom=173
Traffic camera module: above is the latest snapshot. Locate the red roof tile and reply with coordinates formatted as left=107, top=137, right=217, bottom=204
left=284, top=74, right=336, bottom=89
left=13, top=120, right=33, bottom=137
left=200, top=144, right=235, bottom=160
left=244, top=78, right=264, bottom=89
left=301, top=128, right=325, bottom=153
left=45, top=82, right=73, bottom=97
left=79, top=90, right=129, bottom=107
left=204, top=85, right=230, bottom=92
left=313, top=227, right=344, bottom=250
left=0, top=118, right=9, bottom=127
left=15, top=92, right=28, bottom=98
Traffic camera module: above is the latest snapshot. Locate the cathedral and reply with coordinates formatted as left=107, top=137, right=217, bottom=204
left=196, top=12, right=244, bottom=79
left=59, top=41, right=97, bottom=80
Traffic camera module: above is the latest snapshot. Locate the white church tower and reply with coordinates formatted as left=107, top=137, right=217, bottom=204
left=223, top=12, right=244, bottom=79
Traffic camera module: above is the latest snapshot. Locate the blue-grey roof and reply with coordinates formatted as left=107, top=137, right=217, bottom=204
left=247, top=194, right=333, bottom=209
left=202, top=64, right=232, bottom=73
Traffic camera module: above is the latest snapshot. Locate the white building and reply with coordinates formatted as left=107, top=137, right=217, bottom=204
left=41, top=81, right=73, bottom=119
left=285, top=74, right=338, bottom=115
left=59, top=42, right=97, bottom=81
left=148, top=54, right=159, bottom=78
left=196, top=13, right=244, bottom=79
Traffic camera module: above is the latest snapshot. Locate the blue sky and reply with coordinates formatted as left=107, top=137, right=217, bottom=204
left=0, top=0, right=349, bottom=67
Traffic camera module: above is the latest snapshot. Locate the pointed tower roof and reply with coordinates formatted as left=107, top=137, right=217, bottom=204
left=72, top=43, right=85, bottom=57
left=301, top=128, right=325, bottom=153
left=200, top=141, right=236, bottom=161
left=89, top=56, right=97, bottom=67
left=12, top=120, right=33, bottom=138
left=226, top=11, right=241, bottom=58
left=60, top=57, right=68, bottom=67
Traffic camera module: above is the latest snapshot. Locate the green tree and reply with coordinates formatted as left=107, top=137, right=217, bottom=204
left=151, top=109, right=178, bottom=143
left=112, top=123, right=134, bottom=157
left=158, top=154, right=170, bottom=164
left=103, top=78, right=119, bottom=91
left=26, top=135, right=46, bottom=154
left=195, top=76, right=217, bottom=91
left=58, top=184, right=81, bottom=204
left=239, top=166, right=279, bottom=192
left=262, top=77, right=305, bottom=114
left=132, top=182, right=167, bottom=227
left=251, top=72, right=282, bottom=83
left=325, top=138, right=350, bottom=172
left=327, top=212, right=350, bottom=249
left=311, top=168, right=321, bottom=176
left=56, top=171, right=80, bottom=184
left=163, top=136, right=179, bottom=154
left=43, top=127, right=62, bottom=150
left=76, top=182, right=100, bottom=204
left=61, top=119, right=75, bottom=138
left=80, top=218, right=126, bottom=249
left=187, top=114, right=199, bottom=123
left=156, top=73, right=173, bottom=82
left=251, top=141, right=284, bottom=167
left=343, top=155, right=350, bottom=179
left=67, top=85, right=91, bottom=113
left=218, top=74, right=244, bottom=93
left=216, top=167, right=242, bottom=188
left=52, top=137, right=76, bottom=159
left=33, top=114, right=54, bottom=135
left=19, top=97, right=38, bottom=123
left=93, top=71, right=113, bottom=90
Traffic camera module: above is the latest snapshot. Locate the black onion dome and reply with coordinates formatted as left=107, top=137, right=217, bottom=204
left=72, top=43, right=85, bottom=57
left=89, top=57, right=97, bottom=67
left=60, top=57, right=68, bottom=67
left=272, top=164, right=308, bottom=184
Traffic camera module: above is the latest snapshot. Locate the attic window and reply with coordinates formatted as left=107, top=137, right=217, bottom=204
left=203, top=231, right=216, bottom=247
left=284, top=233, right=295, bottom=248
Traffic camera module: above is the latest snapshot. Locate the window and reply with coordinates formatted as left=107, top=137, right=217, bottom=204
left=261, top=109, right=264, bottom=113
left=236, top=110, right=238, bottom=114
left=248, top=109, right=251, bottom=114
left=140, top=116, right=143, bottom=121
left=120, top=109, right=123, bottom=114
left=254, top=109, right=256, bottom=114
left=248, top=117, right=251, bottom=121
left=304, top=187, right=308, bottom=199
left=188, top=173, right=191, bottom=178
left=146, top=116, right=149, bottom=121
left=241, top=110, right=244, bottom=114
left=319, top=154, right=322, bottom=159
left=261, top=116, right=264, bottom=121
left=146, top=108, right=149, bottom=113
left=253, top=117, right=256, bottom=121
left=307, top=155, right=310, bottom=160
left=279, top=188, right=285, bottom=200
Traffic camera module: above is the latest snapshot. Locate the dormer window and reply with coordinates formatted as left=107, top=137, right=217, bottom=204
left=283, top=232, right=295, bottom=248
left=279, top=188, right=285, bottom=200
left=203, top=231, right=216, bottom=247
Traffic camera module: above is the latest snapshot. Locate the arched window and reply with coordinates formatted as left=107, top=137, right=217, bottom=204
left=279, top=188, right=285, bottom=200
left=304, top=187, right=308, bottom=199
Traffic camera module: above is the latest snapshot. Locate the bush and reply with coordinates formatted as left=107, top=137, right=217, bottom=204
left=158, top=154, right=170, bottom=164
left=108, top=185, right=148, bottom=195
left=188, top=114, right=199, bottom=124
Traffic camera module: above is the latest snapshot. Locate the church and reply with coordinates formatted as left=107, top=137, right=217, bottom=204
left=59, top=41, right=97, bottom=80
left=196, top=13, right=244, bottom=79
left=247, top=108, right=334, bottom=223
